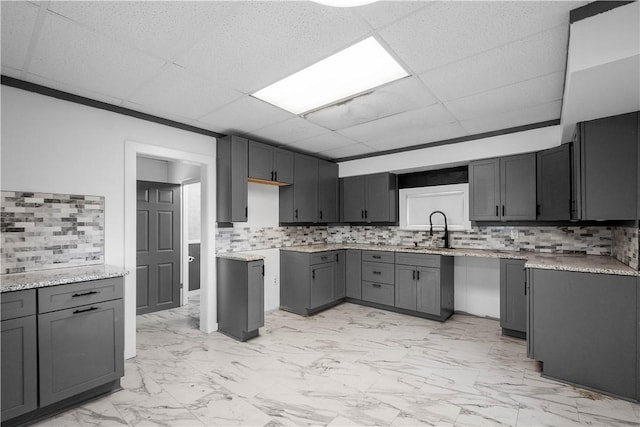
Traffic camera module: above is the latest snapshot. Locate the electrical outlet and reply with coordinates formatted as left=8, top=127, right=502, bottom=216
left=510, top=229, right=519, bottom=239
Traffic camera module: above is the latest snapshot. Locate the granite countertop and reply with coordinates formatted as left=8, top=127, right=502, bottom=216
left=0, top=264, right=129, bottom=293
left=217, top=252, right=265, bottom=262
left=280, top=244, right=637, bottom=276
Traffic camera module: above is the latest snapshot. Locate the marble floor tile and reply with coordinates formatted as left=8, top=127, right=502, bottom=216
left=30, top=301, right=638, bottom=427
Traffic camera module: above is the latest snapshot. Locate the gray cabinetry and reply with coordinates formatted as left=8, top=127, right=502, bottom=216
left=499, top=259, right=526, bottom=338
left=536, top=144, right=571, bottom=220
left=311, top=261, right=335, bottom=309
left=318, top=160, right=339, bottom=223
left=335, top=250, right=346, bottom=299
left=249, top=140, right=294, bottom=184
left=572, top=112, right=638, bottom=220
left=217, top=135, right=248, bottom=223
left=345, top=249, right=362, bottom=299
left=340, top=173, right=398, bottom=223
left=217, top=257, right=265, bottom=341
left=1, top=290, right=37, bottom=422
left=280, top=153, right=318, bottom=223
left=469, top=154, right=536, bottom=221
left=361, top=250, right=395, bottom=306
left=528, top=269, right=637, bottom=400
left=38, top=278, right=124, bottom=407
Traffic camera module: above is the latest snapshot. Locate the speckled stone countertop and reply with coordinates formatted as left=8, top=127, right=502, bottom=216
left=0, top=264, right=128, bottom=293
left=217, top=252, right=265, bottom=262
left=281, top=244, right=638, bottom=276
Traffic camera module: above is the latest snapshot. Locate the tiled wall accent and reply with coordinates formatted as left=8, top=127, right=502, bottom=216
left=612, top=226, right=639, bottom=269
left=216, top=226, right=327, bottom=253
left=1, top=191, right=104, bottom=274
left=327, top=225, right=613, bottom=256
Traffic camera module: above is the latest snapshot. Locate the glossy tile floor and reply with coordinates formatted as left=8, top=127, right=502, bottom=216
left=35, top=300, right=639, bottom=426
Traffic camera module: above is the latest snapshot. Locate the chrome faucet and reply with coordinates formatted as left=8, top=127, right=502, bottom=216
left=429, top=210, right=450, bottom=248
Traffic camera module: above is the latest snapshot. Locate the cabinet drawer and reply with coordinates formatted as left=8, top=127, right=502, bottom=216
left=362, top=261, right=394, bottom=285
left=362, top=250, right=394, bottom=264
left=362, top=281, right=394, bottom=306
left=310, top=251, right=336, bottom=265
left=38, top=277, right=123, bottom=313
left=1, top=290, right=36, bottom=320
left=395, top=253, right=440, bottom=268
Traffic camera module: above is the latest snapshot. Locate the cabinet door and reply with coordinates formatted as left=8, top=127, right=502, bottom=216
left=247, top=261, right=265, bottom=332
left=334, top=251, right=346, bottom=300
left=318, top=160, right=339, bottom=223
left=365, top=173, right=393, bottom=222
left=501, top=153, right=536, bottom=220
left=416, top=267, right=440, bottom=316
left=38, top=299, right=124, bottom=407
left=394, top=265, right=417, bottom=311
left=310, top=263, right=335, bottom=309
left=248, top=140, right=273, bottom=181
left=537, top=144, right=570, bottom=220
left=231, top=136, right=249, bottom=222
left=1, top=316, right=37, bottom=422
left=469, top=158, right=500, bottom=220
left=500, top=259, right=526, bottom=334
left=273, top=148, right=294, bottom=184
left=581, top=112, right=638, bottom=220
left=341, top=176, right=365, bottom=222
left=216, top=138, right=232, bottom=222
left=345, top=249, right=362, bottom=299
left=293, top=154, right=318, bottom=222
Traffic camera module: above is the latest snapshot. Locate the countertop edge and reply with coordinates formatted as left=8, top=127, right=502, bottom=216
left=1, top=265, right=129, bottom=293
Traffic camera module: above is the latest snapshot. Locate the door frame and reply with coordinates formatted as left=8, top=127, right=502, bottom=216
left=124, top=140, right=216, bottom=360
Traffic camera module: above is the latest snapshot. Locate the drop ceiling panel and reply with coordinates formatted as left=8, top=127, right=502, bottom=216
left=29, top=13, right=165, bottom=100
left=444, top=72, right=565, bottom=121
left=420, top=25, right=568, bottom=102
left=197, top=96, right=293, bottom=135
left=318, top=142, right=377, bottom=159
left=247, top=117, right=328, bottom=146
left=25, top=72, right=124, bottom=106
left=354, top=1, right=432, bottom=30
left=128, top=64, right=243, bottom=120
left=379, top=1, right=582, bottom=74
left=47, top=1, right=240, bottom=61
left=461, top=101, right=562, bottom=135
left=338, top=104, right=457, bottom=143
left=175, top=2, right=371, bottom=94
left=363, top=122, right=468, bottom=151
left=304, top=76, right=438, bottom=130
left=1, top=1, right=39, bottom=69
left=285, top=132, right=361, bottom=154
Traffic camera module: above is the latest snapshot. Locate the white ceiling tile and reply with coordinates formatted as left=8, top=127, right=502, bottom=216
left=379, top=1, right=585, bottom=73
left=460, top=101, right=562, bottom=135
left=286, top=132, right=360, bottom=154
left=248, top=117, right=329, bottom=145
left=338, top=104, right=456, bottom=143
left=364, top=122, right=468, bottom=151
left=1, top=66, right=23, bottom=79
left=420, top=25, right=569, bottom=102
left=29, top=13, right=164, bottom=100
left=318, top=143, right=377, bottom=159
left=128, top=64, right=243, bottom=120
left=354, top=1, right=433, bottom=30
left=175, top=2, right=371, bottom=93
left=304, top=77, right=438, bottom=130
left=47, top=1, right=241, bottom=60
left=197, top=96, right=293, bottom=135
left=1, top=1, right=39, bottom=69
left=444, top=72, right=565, bottom=121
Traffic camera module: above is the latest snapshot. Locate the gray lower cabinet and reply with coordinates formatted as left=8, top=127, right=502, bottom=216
left=38, top=278, right=124, bottom=407
left=528, top=268, right=637, bottom=400
left=345, top=249, right=362, bottom=299
left=499, top=259, right=526, bottom=338
left=280, top=250, right=343, bottom=316
left=1, top=290, right=37, bottom=422
left=217, top=135, right=248, bottom=223
left=335, top=250, right=346, bottom=299
left=394, top=253, right=454, bottom=321
left=217, top=257, right=265, bottom=341
left=361, top=250, right=395, bottom=306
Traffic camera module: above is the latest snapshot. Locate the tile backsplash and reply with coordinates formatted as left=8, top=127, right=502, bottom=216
left=612, top=226, right=639, bottom=270
left=1, top=191, right=105, bottom=274
left=216, top=226, right=327, bottom=253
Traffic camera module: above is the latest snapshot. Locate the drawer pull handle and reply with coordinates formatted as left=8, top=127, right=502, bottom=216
left=372, top=255, right=381, bottom=259
left=72, top=291, right=99, bottom=298
left=372, top=284, right=382, bottom=288
left=372, top=271, right=382, bottom=275
left=73, top=306, right=99, bottom=314
left=321, top=256, right=329, bottom=260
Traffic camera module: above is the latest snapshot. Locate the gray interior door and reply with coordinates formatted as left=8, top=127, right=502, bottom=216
left=188, top=243, right=201, bottom=291
left=137, top=180, right=181, bottom=315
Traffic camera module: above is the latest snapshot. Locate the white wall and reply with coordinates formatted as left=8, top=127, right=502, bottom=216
left=137, top=157, right=170, bottom=182
left=1, top=86, right=216, bottom=358
left=453, top=257, right=500, bottom=319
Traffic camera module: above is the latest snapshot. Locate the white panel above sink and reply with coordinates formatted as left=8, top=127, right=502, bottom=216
left=399, top=183, right=471, bottom=231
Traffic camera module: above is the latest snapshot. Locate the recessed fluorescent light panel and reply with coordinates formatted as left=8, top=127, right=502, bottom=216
left=252, top=37, right=409, bottom=115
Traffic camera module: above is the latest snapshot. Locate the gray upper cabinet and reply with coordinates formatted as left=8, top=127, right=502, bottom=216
left=469, top=154, right=536, bottom=221
left=293, top=153, right=318, bottom=223
left=500, top=259, right=526, bottom=338
left=340, top=173, right=398, bottom=223
left=537, top=144, right=571, bottom=221
left=217, top=135, right=248, bottom=223
left=572, top=112, right=638, bottom=220
left=318, top=160, right=339, bottom=223
left=248, top=140, right=294, bottom=184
